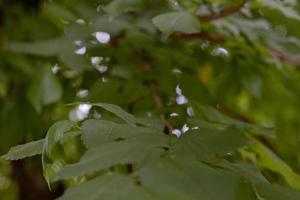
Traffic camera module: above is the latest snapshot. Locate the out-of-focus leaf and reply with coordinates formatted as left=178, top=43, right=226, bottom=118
left=249, top=142, right=300, bottom=190
left=0, top=102, right=24, bottom=153
left=104, top=0, right=143, bottom=16
left=5, top=39, right=63, bottom=56
left=260, top=0, right=300, bottom=21
left=256, top=183, right=300, bottom=200
left=152, top=12, right=201, bottom=34
left=28, top=65, right=62, bottom=112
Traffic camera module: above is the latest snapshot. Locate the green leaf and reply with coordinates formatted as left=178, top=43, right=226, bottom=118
left=5, top=39, right=63, bottom=56
left=57, top=174, right=153, bottom=200
left=54, top=134, right=169, bottom=180
left=249, top=142, right=300, bottom=190
left=139, top=157, right=250, bottom=200
left=172, top=126, right=247, bottom=160
left=135, top=117, right=165, bottom=132
left=81, top=119, right=162, bottom=148
left=104, top=0, right=143, bottom=16
left=92, top=103, right=137, bottom=125
left=260, top=0, right=300, bottom=21
left=2, top=139, right=44, bottom=160
left=28, top=65, right=62, bottom=112
left=256, top=183, right=300, bottom=200
left=60, top=131, right=82, bottom=144
left=152, top=11, right=201, bottom=35
left=42, top=120, right=76, bottom=184
left=221, top=163, right=268, bottom=184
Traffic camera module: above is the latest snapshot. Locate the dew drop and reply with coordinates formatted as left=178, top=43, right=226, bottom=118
left=212, top=47, right=229, bottom=57
left=75, top=46, right=86, bottom=55
left=91, top=56, right=103, bottom=65
left=69, top=103, right=92, bottom=121
left=76, top=19, right=86, bottom=25
left=51, top=64, right=60, bottom=74
left=94, top=32, right=111, bottom=44
left=187, top=107, right=195, bottom=117
left=176, top=95, right=188, bottom=105
left=172, top=129, right=182, bottom=137
left=176, top=85, right=182, bottom=95
left=76, top=89, right=89, bottom=98
left=181, top=124, right=189, bottom=133
left=95, top=65, right=108, bottom=73
left=172, top=68, right=182, bottom=74
left=170, top=113, right=179, bottom=117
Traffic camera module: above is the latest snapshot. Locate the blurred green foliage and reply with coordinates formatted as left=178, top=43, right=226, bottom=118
left=2, top=0, right=300, bottom=199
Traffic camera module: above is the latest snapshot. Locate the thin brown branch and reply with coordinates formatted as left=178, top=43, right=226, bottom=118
left=150, top=80, right=173, bottom=134
left=269, top=49, right=300, bottom=68
left=172, top=33, right=300, bottom=69
left=139, top=61, right=173, bottom=134
left=199, top=2, right=246, bottom=22
left=218, top=106, right=253, bottom=123
left=171, top=32, right=225, bottom=43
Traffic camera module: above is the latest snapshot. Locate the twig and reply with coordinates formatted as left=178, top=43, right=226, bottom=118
left=172, top=34, right=300, bottom=68
left=198, top=2, right=246, bottom=22
left=269, top=48, right=300, bottom=68
left=142, top=62, right=173, bottom=134
left=150, top=80, right=173, bottom=134
left=171, top=32, right=225, bottom=43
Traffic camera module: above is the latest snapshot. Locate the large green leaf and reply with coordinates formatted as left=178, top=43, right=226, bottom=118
left=54, top=134, right=169, bottom=180
left=57, top=174, right=153, bottom=200
left=172, top=126, right=247, bottom=160
left=138, top=157, right=254, bottom=200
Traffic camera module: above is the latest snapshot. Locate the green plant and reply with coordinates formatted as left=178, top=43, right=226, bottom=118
left=2, top=0, right=300, bottom=199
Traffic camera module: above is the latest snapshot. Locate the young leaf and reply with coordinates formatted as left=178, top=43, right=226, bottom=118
left=42, top=120, right=76, bottom=184
left=28, top=65, right=63, bottom=112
